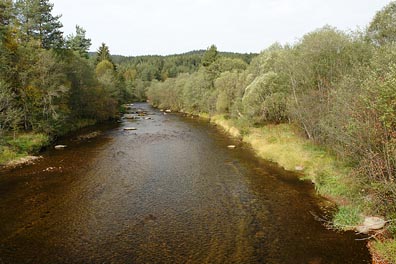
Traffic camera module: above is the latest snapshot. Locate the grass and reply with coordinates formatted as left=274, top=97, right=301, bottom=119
left=0, top=133, right=50, bottom=165
left=371, top=240, right=396, bottom=264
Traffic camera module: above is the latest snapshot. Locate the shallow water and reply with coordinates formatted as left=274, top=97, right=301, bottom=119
left=0, top=103, right=370, bottom=263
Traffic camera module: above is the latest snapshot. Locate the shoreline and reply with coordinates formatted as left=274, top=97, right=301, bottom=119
left=179, top=110, right=391, bottom=263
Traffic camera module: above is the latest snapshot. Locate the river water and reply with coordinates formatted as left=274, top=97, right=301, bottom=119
left=0, top=103, right=370, bottom=263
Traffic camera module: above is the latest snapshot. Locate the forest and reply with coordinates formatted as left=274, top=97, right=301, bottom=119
left=1, top=0, right=396, bottom=262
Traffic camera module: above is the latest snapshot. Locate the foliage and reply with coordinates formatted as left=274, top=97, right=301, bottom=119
left=66, top=25, right=91, bottom=58
left=367, top=1, right=396, bottom=46
left=0, top=0, right=123, bottom=156
left=14, top=0, right=63, bottom=49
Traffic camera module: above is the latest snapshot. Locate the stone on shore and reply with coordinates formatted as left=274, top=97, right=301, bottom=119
left=227, top=145, right=236, bottom=149
left=5, top=156, right=42, bottom=169
left=124, top=127, right=137, bottom=131
left=54, top=145, right=67, bottom=149
left=356, top=216, right=386, bottom=234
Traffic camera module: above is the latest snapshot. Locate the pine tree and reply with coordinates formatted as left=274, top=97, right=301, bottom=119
left=202, top=44, right=218, bottom=67
left=96, top=42, right=112, bottom=64
left=66, top=25, right=92, bottom=58
left=15, top=0, right=63, bottom=49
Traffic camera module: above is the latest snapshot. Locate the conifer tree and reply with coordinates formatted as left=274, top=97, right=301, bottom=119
left=15, top=0, right=63, bottom=49
left=96, top=43, right=112, bottom=64
left=66, top=25, right=91, bottom=58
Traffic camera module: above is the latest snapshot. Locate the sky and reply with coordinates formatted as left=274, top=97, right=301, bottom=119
left=51, top=0, right=392, bottom=56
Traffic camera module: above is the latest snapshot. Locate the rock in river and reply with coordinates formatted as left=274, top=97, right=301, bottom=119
left=54, top=145, right=67, bottom=149
left=124, top=127, right=137, bottom=131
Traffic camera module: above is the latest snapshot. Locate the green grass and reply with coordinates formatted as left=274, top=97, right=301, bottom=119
left=371, top=240, right=396, bottom=264
left=0, top=133, right=50, bottom=165
left=333, top=205, right=364, bottom=228
left=7, top=133, right=50, bottom=153
left=0, top=146, right=25, bottom=165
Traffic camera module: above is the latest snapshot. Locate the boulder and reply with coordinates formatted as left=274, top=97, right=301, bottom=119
left=356, top=216, right=386, bottom=234
left=165, top=109, right=172, bottom=113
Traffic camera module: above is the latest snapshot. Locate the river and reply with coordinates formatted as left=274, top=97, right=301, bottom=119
left=0, top=103, right=370, bottom=263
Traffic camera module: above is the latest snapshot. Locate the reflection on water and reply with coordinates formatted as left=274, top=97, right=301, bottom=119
left=0, top=103, right=370, bottom=263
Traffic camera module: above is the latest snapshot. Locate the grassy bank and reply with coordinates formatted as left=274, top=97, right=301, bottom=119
left=206, top=114, right=395, bottom=262
left=0, top=133, right=50, bottom=165
left=210, top=115, right=365, bottom=226
left=0, top=118, right=97, bottom=167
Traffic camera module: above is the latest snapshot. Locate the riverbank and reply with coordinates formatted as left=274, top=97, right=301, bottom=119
left=0, top=133, right=50, bottom=168
left=190, top=113, right=393, bottom=263
left=0, top=119, right=98, bottom=169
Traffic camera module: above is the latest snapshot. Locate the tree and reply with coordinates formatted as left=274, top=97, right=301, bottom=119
left=0, top=0, right=13, bottom=40
left=202, top=44, right=218, bottom=67
left=367, top=1, right=396, bottom=46
left=0, top=81, right=22, bottom=136
left=0, top=0, right=18, bottom=85
left=15, top=0, right=63, bottom=49
left=96, top=42, right=113, bottom=65
left=66, top=25, right=91, bottom=58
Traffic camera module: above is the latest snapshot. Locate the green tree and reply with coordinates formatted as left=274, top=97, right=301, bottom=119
left=96, top=42, right=113, bottom=65
left=367, top=1, right=396, bottom=46
left=0, top=81, right=22, bottom=136
left=66, top=25, right=91, bottom=58
left=15, top=0, right=63, bottom=49
left=202, top=44, right=218, bottom=67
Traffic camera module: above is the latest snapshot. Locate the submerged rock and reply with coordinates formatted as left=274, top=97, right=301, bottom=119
left=77, top=131, right=101, bottom=141
left=123, top=114, right=135, bottom=119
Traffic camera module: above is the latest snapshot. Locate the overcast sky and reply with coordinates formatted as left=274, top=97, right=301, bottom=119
left=52, top=0, right=391, bottom=56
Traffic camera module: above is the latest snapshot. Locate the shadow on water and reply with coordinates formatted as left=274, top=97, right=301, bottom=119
left=0, top=103, right=370, bottom=263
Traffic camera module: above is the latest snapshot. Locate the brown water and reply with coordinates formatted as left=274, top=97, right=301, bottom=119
left=0, top=103, right=370, bottom=263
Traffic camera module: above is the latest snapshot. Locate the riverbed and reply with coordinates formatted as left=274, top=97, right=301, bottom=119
left=0, top=103, right=370, bottom=263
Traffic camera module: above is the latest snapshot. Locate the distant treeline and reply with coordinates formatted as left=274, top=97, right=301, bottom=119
left=105, top=50, right=257, bottom=102
left=147, top=3, right=396, bottom=222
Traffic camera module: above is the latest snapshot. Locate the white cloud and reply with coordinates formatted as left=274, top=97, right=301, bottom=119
left=52, top=0, right=392, bottom=55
